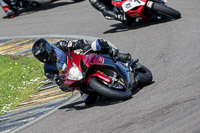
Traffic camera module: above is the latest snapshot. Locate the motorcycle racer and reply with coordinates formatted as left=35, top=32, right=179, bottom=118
left=32, top=38, right=131, bottom=104
left=89, top=0, right=126, bottom=21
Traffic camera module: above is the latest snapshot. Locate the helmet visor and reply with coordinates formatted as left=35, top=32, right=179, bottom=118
left=32, top=38, right=56, bottom=63
left=35, top=50, right=50, bottom=63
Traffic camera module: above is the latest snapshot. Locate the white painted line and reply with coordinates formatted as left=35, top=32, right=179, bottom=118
left=0, top=35, right=98, bottom=41
left=0, top=34, right=115, bottom=47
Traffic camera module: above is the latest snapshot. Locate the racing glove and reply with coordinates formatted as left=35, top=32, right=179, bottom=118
left=55, top=75, right=68, bottom=92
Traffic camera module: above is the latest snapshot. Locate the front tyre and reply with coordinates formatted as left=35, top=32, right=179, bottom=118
left=122, top=14, right=135, bottom=26
left=152, top=2, right=181, bottom=19
left=89, top=77, right=132, bottom=100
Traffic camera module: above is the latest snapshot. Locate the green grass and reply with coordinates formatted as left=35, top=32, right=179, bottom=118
left=0, top=55, right=45, bottom=115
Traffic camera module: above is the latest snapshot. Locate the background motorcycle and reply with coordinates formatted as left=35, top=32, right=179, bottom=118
left=59, top=49, right=153, bottom=103
left=112, top=0, right=181, bottom=25
left=15, top=0, right=58, bottom=8
left=0, top=0, right=58, bottom=18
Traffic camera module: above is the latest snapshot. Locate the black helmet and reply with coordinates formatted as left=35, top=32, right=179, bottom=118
left=32, top=38, right=56, bottom=63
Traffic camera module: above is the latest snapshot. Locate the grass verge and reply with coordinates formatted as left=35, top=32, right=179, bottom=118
left=0, top=55, right=45, bottom=115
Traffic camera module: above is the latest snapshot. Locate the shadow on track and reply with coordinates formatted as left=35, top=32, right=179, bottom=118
left=58, top=82, right=155, bottom=111
left=58, top=97, right=127, bottom=112
left=103, top=18, right=175, bottom=34
left=3, top=0, right=85, bottom=19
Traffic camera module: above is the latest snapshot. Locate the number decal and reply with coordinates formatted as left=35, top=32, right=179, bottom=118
left=122, top=0, right=145, bottom=12
left=125, top=3, right=132, bottom=9
left=147, top=1, right=153, bottom=8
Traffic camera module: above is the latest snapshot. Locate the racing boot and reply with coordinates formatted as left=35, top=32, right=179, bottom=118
left=0, top=3, right=15, bottom=17
left=3, top=5, right=17, bottom=17
left=5, top=8, right=16, bottom=17
left=117, top=52, right=132, bottom=63
left=109, top=47, right=132, bottom=63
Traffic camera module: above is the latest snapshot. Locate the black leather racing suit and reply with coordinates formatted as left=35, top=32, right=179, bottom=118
left=89, top=0, right=118, bottom=20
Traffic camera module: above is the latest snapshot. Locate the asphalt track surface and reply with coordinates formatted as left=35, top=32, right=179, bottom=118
left=0, top=0, right=200, bottom=133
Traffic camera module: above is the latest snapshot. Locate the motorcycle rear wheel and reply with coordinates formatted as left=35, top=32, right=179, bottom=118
left=89, top=77, right=132, bottom=100
left=135, top=65, right=153, bottom=86
left=152, top=2, right=181, bottom=19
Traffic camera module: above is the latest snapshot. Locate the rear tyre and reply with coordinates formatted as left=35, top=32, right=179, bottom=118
left=152, top=2, right=181, bottom=19
left=136, top=65, right=153, bottom=86
left=89, top=77, right=132, bottom=100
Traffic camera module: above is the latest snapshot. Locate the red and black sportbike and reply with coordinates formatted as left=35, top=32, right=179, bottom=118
left=112, top=0, right=181, bottom=25
left=59, top=49, right=152, bottom=100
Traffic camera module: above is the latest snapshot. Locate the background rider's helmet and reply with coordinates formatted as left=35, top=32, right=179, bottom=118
left=32, top=38, right=56, bottom=63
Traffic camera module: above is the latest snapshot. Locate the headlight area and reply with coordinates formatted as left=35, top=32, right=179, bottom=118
left=67, top=63, right=83, bottom=80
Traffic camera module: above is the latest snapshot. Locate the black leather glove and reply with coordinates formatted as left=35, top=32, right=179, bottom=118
left=116, top=53, right=132, bottom=63
left=55, top=75, right=68, bottom=92
left=58, top=82, right=68, bottom=92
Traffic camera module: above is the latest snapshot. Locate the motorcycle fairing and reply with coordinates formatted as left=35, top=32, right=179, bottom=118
left=112, top=0, right=150, bottom=20
left=90, top=54, right=134, bottom=87
left=61, top=52, right=134, bottom=90
left=122, top=0, right=146, bottom=12
left=61, top=51, right=84, bottom=90
left=62, top=52, right=106, bottom=90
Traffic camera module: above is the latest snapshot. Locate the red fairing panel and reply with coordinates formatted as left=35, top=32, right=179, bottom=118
left=61, top=52, right=105, bottom=90
left=112, top=0, right=149, bottom=20
left=83, top=54, right=104, bottom=67
left=61, top=51, right=83, bottom=89
left=87, top=72, right=111, bottom=85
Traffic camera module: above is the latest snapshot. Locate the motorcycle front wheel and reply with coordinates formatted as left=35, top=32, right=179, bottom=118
left=89, top=77, right=132, bottom=100
left=122, top=14, right=135, bottom=26
left=152, top=2, right=181, bottom=19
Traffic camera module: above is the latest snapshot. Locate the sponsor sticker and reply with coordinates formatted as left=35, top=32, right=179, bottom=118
left=147, top=1, right=153, bottom=8
left=125, top=3, right=132, bottom=9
